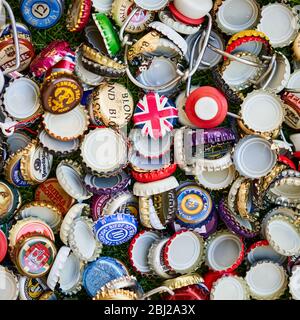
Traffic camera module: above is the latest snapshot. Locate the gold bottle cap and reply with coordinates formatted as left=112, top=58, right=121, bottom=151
left=89, top=82, right=134, bottom=128
left=293, top=33, right=300, bottom=61
left=20, top=140, right=53, bottom=184
left=14, top=234, right=57, bottom=278
left=162, top=273, right=204, bottom=290
left=93, top=289, right=137, bottom=300
left=4, top=148, right=32, bottom=187
left=17, top=201, right=63, bottom=233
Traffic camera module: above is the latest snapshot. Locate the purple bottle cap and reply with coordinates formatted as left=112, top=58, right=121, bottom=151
left=170, top=210, right=218, bottom=238
left=218, top=198, right=260, bottom=238
left=90, top=194, right=111, bottom=221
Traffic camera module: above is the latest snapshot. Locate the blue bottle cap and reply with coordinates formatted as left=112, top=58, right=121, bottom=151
left=93, top=213, right=138, bottom=246
left=20, top=0, right=64, bottom=29
left=83, top=257, right=129, bottom=297
left=10, top=160, right=30, bottom=187
left=176, top=184, right=214, bottom=227
left=0, top=23, right=31, bottom=38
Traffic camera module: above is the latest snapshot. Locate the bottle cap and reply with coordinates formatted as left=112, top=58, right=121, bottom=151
left=195, top=165, right=236, bottom=190
left=240, top=90, right=285, bottom=134
left=7, top=131, right=31, bottom=155
left=0, top=179, right=21, bottom=224
left=43, top=105, right=89, bottom=141
left=215, top=0, right=260, bottom=35
left=0, top=266, right=19, bottom=300
left=0, top=229, right=7, bottom=262
left=20, top=141, right=54, bottom=184
left=81, top=45, right=126, bottom=78
left=0, top=35, right=35, bottom=72
left=129, top=129, right=172, bottom=159
left=93, top=213, right=138, bottom=246
left=66, top=0, right=92, bottom=32
left=221, top=52, right=264, bottom=91
left=46, top=246, right=71, bottom=290
left=92, top=0, right=113, bottom=13
left=133, top=176, right=179, bottom=196
left=225, top=30, right=271, bottom=57
left=173, top=0, right=212, bottom=20
left=176, top=183, right=214, bottom=227
left=164, top=230, right=205, bottom=274
left=131, top=163, right=177, bottom=183
left=4, top=149, right=31, bottom=187
left=38, top=130, right=80, bottom=156
left=2, top=78, right=41, bottom=121
left=233, top=135, right=277, bottom=179
left=89, top=82, right=134, bottom=128
left=112, top=0, right=155, bottom=33
left=9, top=217, right=55, bottom=248
left=129, top=146, right=171, bottom=172
left=266, top=214, right=300, bottom=257
left=134, top=0, right=169, bottom=11
left=75, top=46, right=104, bottom=86
left=92, top=13, right=121, bottom=57
left=0, top=22, right=31, bottom=39
left=56, top=160, right=92, bottom=202
left=246, top=240, right=286, bottom=266
left=39, top=291, right=57, bottom=300
left=80, top=128, right=128, bottom=176
left=41, top=73, right=83, bottom=114
left=59, top=252, right=83, bottom=295
left=90, top=194, right=111, bottom=221
left=257, top=3, right=299, bottom=48
left=59, top=203, right=90, bottom=246
left=84, top=171, right=131, bottom=195
left=205, top=230, right=245, bottom=273
left=14, top=234, right=57, bottom=277
left=94, top=288, right=137, bottom=300
left=19, top=277, right=48, bottom=300
left=168, top=3, right=205, bottom=26
left=20, top=0, right=63, bottom=29
left=102, top=191, right=138, bottom=216
left=164, top=284, right=209, bottom=300
left=30, top=41, right=71, bottom=77
left=245, top=261, right=287, bottom=300
left=289, top=266, right=300, bottom=299
left=83, top=256, right=129, bottom=297
left=17, top=201, right=62, bottom=233
left=258, top=52, right=290, bottom=94
left=35, top=178, right=75, bottom=215
left=210, top=275, right=250, bottom=300
left=158, top=9, right=201, bottom=35
left=185, top=31, right=224, bottom=70
left=219, top=198, right=260, bottom=238
left=133, top=92, right=178, bottom=140
left=148, top=238, right=174, bottom=279
left=149, top=21, right=187, bottom=55
left=69, top=216, right=102, bottom=262
left=129, top=230, right=160, bottom=274
left=185, top=86, right=228, bottom=129
left=163, top=273, right=203, bottom=290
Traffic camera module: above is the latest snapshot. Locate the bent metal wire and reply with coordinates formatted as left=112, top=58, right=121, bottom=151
left=119, top=7, right=276, bottom=93
left=0, top=0, right=21, bottom=136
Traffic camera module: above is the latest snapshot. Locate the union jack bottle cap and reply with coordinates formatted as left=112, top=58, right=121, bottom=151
left=133, top=92, right=178, bottom=139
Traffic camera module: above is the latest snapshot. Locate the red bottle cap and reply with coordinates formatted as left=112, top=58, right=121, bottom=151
left=131, top=164, right=177, bottom=183
left=203, top=270, right=237, bottom=291
left=185, top=86, right=228, bottom=128
left=169, top=3, right=206, bottom=26
left=0, top=229, right=7, bottom=263
left=164, top=284, right=209, bottom=300
left=278, top=155, right=297, bottom=170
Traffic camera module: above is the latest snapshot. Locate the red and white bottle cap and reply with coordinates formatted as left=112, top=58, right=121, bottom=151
left=185, top=86, right=228, bottom=128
